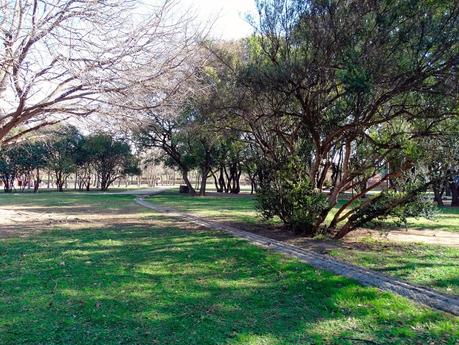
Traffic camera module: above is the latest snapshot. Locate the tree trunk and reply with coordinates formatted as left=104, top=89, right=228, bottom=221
left=199, top=172, right=208, bottom=196
left=450, top=182, right=459, bottom=207
left=182, top=170, right=196, bottom=195
left=218, top=166, right=226, bottom=193
left=34, top=168, right=40, bottom=193
left=433, top=184, right=444, bottom=207
left=56, top=172, right=64, bottom=192
left=212, top=172, right=222, bottom=192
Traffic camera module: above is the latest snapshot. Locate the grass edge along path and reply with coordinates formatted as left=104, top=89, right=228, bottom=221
left=136, top=196, right=459, bottom=317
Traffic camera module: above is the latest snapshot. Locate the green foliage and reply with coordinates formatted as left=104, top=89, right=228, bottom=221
left=350, top=174, right=436, bottom=229
left=0, top=147, right=18, bottom=192
left=0, top=141, right=47, bottom=192
left=44, top=126, right=81, bottom=190
left=256, top=157, right=328, bottom=234
left=83, top=134, right=140, bottom=191
left=237, top=0, right=459, bottom=236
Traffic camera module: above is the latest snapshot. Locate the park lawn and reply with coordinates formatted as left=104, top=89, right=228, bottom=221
left=149, top=190, right=264, bottom=224
left=148, top=191, right=459, bottom=295
left=0, top=193, right=458, bottom=344
left=329, top=238, right=459, bottom=295
left=0, top=191, right=146, bottom=211
left=377, top=206, right=459, bottom=233
left=149, top=191, right=459, bottom=232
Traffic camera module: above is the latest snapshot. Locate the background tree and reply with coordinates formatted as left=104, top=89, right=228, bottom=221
left=229, top=0, right=459, bottom=237
left=85, top=134, right=140, bottom=191
left=0, top=0, right=203, bottom=144
left=0, top=146, right=20, bottom=192
left=44, top=126, right=81, bottom=192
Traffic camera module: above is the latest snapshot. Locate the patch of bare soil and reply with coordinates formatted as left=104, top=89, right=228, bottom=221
left=0, top=202, right=150, bottom=238
left=347, top=228, right=459, bottom=248
left=0, top=199, right=214, bottom=240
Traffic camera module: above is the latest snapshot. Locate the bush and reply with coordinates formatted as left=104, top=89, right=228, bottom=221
left=256, top=158, right=328, bottom=234
left=347, top=173, right=436, bottom=230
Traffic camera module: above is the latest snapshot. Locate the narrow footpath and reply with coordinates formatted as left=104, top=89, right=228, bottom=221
left=136, top=196, right=459, bottom=316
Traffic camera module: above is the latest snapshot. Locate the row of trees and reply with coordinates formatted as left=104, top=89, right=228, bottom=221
left=1, top=0, right=458, bottom=239
left=0, top=127, right=139, bottom=192
left=134, top=111, right=257, bottom=196
left=133, top=0, right=459, bottom=238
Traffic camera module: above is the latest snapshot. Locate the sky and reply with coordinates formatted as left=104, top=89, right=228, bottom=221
left=166, top=0, right=258, bottom=40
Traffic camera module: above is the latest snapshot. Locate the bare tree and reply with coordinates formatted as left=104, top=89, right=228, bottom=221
left=0, top=0, right=202, bottom=144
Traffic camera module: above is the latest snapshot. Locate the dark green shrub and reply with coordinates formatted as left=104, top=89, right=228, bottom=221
left=256, top=158, right=328, bottom=234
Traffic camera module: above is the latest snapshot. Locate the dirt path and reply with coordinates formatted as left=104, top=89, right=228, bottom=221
left=136, top=196, right=459, bottom=316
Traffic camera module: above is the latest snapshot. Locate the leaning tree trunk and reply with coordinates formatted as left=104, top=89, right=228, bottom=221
left=181, top=170, right=196, bottom=195
left=212, top=172, right=223, bottom=193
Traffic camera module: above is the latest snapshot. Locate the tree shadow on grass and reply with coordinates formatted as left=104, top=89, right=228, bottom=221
left=0, top=222, right=457, bottom=345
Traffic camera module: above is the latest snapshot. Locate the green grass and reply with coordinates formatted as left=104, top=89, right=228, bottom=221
left=148, top=191, right=459, bottom=295
left=149, top=190, right=262, bottom=224
left=379, top=206, right=459, bottom=233
left=149, top=191, right=459, bottom=232
left=329, top=238, right=459, bottom=295
left=0, top=191, right=142, bottom=210
left=0, top=193, right=458, bottom=344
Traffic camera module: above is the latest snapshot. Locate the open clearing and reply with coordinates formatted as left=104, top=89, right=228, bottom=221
left=0, top=192, right=458, bottom=344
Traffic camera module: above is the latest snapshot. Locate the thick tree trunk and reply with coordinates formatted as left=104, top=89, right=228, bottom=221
left=55, top=172, right=64, bottom=192
left=2, top=178, right=13, bottom=193
left=199, top=172, right=208, bottom=196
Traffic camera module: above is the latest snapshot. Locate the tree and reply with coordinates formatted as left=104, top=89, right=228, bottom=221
left=134, top=107, right=221, bottom=196
left=0, top=0, right=202, bottom=144
left=421, top=119, right=459, bottom=207
left=232, top=0, right=459, bottom=237
left=0, top=141, right=47, bottom=192
left=84, top=134, right=140, bottom=191
left=13, top=141, right=47, bottom=192
left=74, top=137, right=94, bottom=192
left=0, top=146, right=19, bottom=192
left=134, top=111, right=200, bottom=195
left=44, top=126, right=81, bottom=192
